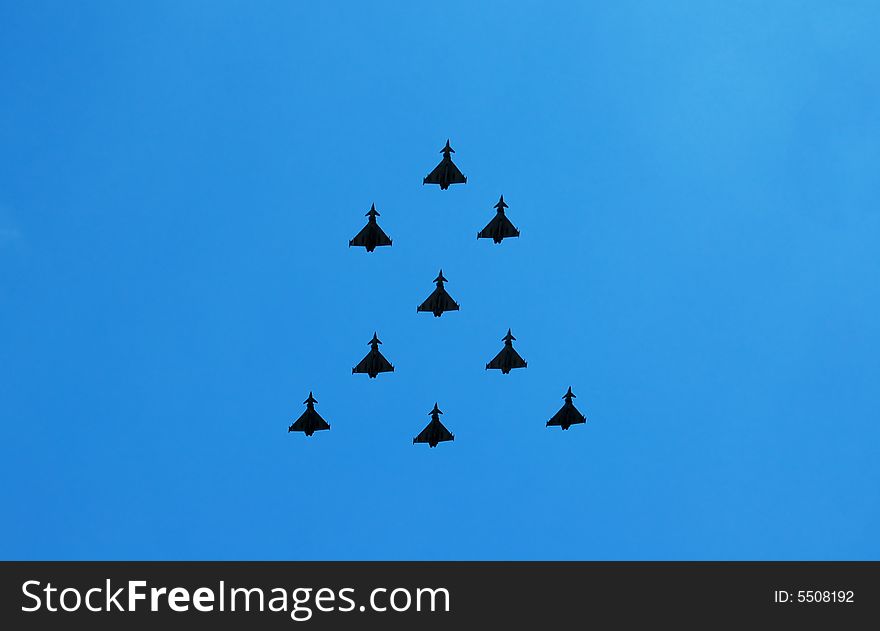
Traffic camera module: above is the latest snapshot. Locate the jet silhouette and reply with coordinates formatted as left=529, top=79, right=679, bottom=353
left=352, top=332, right=395, bottom=378
left=546, top=387, right=587, bottom=430
left=413, top=403, right=455, bottom=448
left=423, top=140, right=467, bottom=189
left=288, top=392, right=331, bottom=437
left=486, top=329, right=528, bottom=374
left=477, top=195, right=520, bottom=244
left=417, top=269, right=460, bottom=317
left=349, top=203, right=392, bottom=252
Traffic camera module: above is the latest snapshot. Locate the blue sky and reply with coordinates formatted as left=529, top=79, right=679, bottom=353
left=1, top=2, right=878, bottom=560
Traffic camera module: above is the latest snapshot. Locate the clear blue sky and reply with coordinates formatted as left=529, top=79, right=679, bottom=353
left=1, top=2, right=878, bottom=560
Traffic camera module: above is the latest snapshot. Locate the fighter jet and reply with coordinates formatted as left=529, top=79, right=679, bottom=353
left=352, top=332, right=395, bottom=378
left=477, top=195, right=520, bottom=244
left=546, top=387, right=587, bottom=430
left=423, top=140, right=467, bottom=189
left=413, top=403, right=455, bottom=448
left=349, top=203, right=392, bottom=252
left=486, top=329, right=528, bottom=374
left=288, top=392, right=331, bottom=437
left=417, top=269, right=460, bottom=317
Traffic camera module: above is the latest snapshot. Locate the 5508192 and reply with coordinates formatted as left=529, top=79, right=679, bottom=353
left=797, top=590, right=854, bottom=603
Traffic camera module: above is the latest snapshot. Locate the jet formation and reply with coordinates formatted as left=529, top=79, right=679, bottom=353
left=291, top=140, right=590, bottom=444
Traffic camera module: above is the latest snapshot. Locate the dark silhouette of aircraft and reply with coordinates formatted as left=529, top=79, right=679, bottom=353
left=417, top=269, right=460, bottom=317
left=546, top=387, right=587, bottom=430
left=413, top=403, right=455, bottom=447
left=352, top=332, right=395, bottom=378
left=478, top=195, right=520, bottom=243
left=486, top=329, right=528, bottom=374
left=349, top=203, right=392, bottom=252
left=288, top=392, right=331, bottom=437
left=423, top=140, right=467, bottom=189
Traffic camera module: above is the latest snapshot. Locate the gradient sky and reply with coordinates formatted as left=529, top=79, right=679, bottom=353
left=2, top=2, right=879, bottom=560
